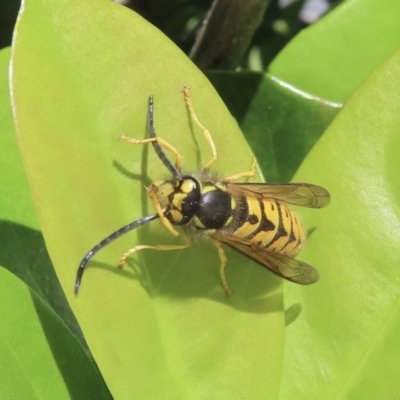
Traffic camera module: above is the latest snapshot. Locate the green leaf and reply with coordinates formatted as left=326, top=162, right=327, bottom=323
left=0, top=47, right=111, bottom=399
left=270, top=0, right=400, bottom=103
left=0, top=47, right=39, bottom=229
left=280, top=44, right=400, bottom=399
left=0, top=266, right=111, bottom=399
left=11, top=1, right=286, bottom=398
left=0, top=45, right=85, bottom=347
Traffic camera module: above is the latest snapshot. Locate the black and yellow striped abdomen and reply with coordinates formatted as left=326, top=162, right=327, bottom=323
left=225, top=195, right=305, bottom=257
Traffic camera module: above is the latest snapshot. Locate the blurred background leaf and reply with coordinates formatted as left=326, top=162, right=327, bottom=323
left=283, top=46, right=400, bottom=399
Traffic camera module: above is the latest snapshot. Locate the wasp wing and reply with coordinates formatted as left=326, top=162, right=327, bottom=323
left=226, top=182, right=330, bottom=209
left=213, top=231, right=320, bottom=285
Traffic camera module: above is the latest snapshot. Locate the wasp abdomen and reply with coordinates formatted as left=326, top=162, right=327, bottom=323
left=227, top=196, right=305, bottom=257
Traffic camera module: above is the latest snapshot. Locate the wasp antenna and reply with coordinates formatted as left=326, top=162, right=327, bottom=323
left=75, top=213, right=159, bottom=295
left=148, top=94, right=182, bottom=180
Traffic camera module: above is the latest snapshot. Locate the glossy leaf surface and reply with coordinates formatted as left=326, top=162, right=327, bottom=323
left=281, top=46, right=400, bottom=400
left=11, top=1, right=284, bottom=398
left=0, top=47, right=111, bottom=399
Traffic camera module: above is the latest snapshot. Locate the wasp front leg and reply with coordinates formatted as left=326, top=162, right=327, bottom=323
left=147, top=184, right=180, bottom=237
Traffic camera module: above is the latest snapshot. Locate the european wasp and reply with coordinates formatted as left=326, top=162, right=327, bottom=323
left=75, top=88, right=330, bottom=295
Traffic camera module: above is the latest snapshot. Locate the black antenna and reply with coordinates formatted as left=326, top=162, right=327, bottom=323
left=75, top=213, right=159, bottom=294
left=75, top=94, right=181, bottom=294
left=148, top=95, right=182, bottom=180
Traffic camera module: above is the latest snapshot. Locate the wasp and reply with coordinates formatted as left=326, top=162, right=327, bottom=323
left=74, top=87, right=330, bottom=295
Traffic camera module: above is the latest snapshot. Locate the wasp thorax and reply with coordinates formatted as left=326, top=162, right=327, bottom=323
left=194, top=183, right=235, bottom=230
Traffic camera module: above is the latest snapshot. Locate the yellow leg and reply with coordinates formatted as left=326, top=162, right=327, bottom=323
left=213, top=239, right=234, bottom=296
left=182, top=87, right=217, bottom=171
left=147, top=185, right=179, bottom=237
left=120, top=134, right=183, bottom=171
left=118, top=238, right=191, bottom=269
left=223, top=156, right=257, bottom=182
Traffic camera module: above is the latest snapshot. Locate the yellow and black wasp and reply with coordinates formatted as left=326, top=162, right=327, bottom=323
left=75, top=88, right=330, bottom=295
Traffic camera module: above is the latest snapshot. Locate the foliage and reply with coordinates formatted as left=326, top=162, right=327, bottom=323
left=1, top=0, right=400, bottom=398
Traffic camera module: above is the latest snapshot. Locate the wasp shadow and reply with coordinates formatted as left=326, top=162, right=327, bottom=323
left=108, top=107, right=285, bottom=314
left=89, top=222, right=285, bottom=315
left=284, top=303, right=303, bottom=327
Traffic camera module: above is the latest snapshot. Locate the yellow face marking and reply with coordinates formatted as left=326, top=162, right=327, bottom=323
left=153, top=181, right=174, bottom=207
left=172, top=192, right=187, bottom=211
left=169, top=209, right=183, bottom=224
left=180, top=179, right=197, bottom=194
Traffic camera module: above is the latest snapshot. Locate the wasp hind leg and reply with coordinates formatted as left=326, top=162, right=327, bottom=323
left=223, top=156, right=257, bottom=182
left=118, top=238, right=191, bottom=269
left=182, top=87, right=217, bottom=171
left=213, top=239, right=234, bottom=296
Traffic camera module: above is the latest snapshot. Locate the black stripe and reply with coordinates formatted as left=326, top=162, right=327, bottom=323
left=280, top=206, right=296, bottom=252
left=225, top=195, right=249, bottom=233
left=245, top=199, right=275, bottom=240
left=265, top=202, right=288, bottom=249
